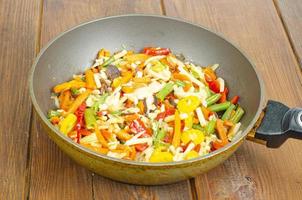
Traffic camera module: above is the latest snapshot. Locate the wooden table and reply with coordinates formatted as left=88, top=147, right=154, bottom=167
left=1, top=0, right=302, bottom=199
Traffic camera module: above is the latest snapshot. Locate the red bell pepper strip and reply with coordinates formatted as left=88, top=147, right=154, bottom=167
left=208, top=80, right=220, bottom=93
left=219, top=87, right=229, bottom=103
left=74, top=103, right=86, bottom=143
left=143, top=47, right=170, bottom=56
left=231, top=95, right=240, bottom=104
left=155, top=107, right=176, bottom=120
left=135, top=143, right=148, bottom=152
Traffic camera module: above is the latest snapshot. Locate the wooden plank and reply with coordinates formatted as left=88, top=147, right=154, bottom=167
left=274, top=0, right=302, bottom=67
left=0, top=0, right=41, bottom=199
left=29, top=0, right=193, bottom=199
left=164, top=0, right=302, bottom=199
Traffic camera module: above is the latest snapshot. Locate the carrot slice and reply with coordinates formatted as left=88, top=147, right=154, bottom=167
left=64, top=89, right=91, bottom=116
left=124, top=114, right=139, bottom=122
left=94, top=124, right=108, bottom=148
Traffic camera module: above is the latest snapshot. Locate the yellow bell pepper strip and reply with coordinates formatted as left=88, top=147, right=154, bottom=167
left=122, top=86, right=134, bottom=93
left=112, top=71, right=133, bottom=88
left=215, top=119, right=228, bottom=144
left=149, top=151, right=173, bottom=162
left=208, top=101, right=231, bottom=112
left=151, top=60, right=166, bottom=72
left=184, top=114, right=193, bottom=129
left=116, top=130, right=132, bottom=141
left=172, top=110, right=181, bottom=147
left=133, top=77, right=151, bottom=84
left=98, top=48, right=110, bottom=58
left=85, top=69, right=96, bottom=89
left=84, top=108, right=97, bottom=129
left=156, top=82, right=175, bottom=101
left=230, top=106, right=245, bottom=123
left=64, top=89, right=92, bottom=116
left=94, top=124, right=108, bottom=148
left=59, top=113, right=77, bottom=135
left=129, top=147, right=136, bottom=160
left=137, top=100, right=145, bottom=114
left=53, top=80, right=86, bottom=93
left=185, top=150, right=199, bottom=160
left=221, top=104, right=236, bottom=120
left=177, top=96, right=201, bottom=113
left=124, top=53, right=150, bottom=63
left=181, top=129, right=205, bottom=145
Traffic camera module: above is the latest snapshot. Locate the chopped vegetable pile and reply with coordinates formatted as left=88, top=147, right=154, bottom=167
left=48, top=47, right=244, bottom=162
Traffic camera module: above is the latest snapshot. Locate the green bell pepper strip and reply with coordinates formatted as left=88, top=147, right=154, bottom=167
left=230, top=106, right=245, bottom=123
left=156, top=82, right=175, bottom=101
left=208, top=101, right=231, bottom=112
left=221, top=104, right=236, bottom=120
left=206, top=93, right=222, bottom=106
left=84, top=108, right=97, bottom=129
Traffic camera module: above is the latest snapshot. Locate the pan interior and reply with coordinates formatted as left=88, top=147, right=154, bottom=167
left=32, top=15, right=262, bottom=149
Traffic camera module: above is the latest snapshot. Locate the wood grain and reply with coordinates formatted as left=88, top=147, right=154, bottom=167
left=274, top=0, right=302, bottom=67
left=28, top=0, right=193, bottom=199
left=0, top=0, right=41, bottom=199
left=164, top=0, right=302, bottom=199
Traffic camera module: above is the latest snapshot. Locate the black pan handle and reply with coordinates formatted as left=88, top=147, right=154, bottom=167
left=247, top=100, right=302, bottom=148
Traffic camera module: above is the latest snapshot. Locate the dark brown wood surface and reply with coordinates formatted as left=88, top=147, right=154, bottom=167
left=0, top=0, right=301, bottom=199
left=274, top=0, right=302, bottom=67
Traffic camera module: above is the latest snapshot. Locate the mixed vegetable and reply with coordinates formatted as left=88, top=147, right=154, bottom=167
left=48, top=47, right=244, bottom=162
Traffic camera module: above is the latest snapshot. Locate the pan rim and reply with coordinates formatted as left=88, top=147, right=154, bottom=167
left=29, top=14, right=265, bottom=167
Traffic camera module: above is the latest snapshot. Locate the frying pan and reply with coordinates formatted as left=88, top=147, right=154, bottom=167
left=29, top=15, right=302, bottom=185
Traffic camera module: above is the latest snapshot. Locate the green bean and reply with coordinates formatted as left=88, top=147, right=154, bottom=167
left=208, top=101, right=231, bottom=112
left=230, top=106, right=245, bottom=123
left=205, top=119, right=216, bottom=135
left=206, top=93, right=221, bottom=106
left=156, top=82, right=174, bottom=101
left=101, top=56, right=115, bottom=67
left=221, top=104, right=236, bottom=120
left=84, top=108, right=97, bottom=129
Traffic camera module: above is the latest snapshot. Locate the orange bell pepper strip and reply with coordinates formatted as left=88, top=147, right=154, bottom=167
left=85, top=69, right=96, bottom=89
left=94, top=124, right=108, bottom=148
left=172, top=110, right=181, bottom=147
left=123, top=114, right=139, bottom=122
left=64, top=89, right=92, bottom=116
left=172, top=73, right=191, bottom=82
left=53, top=80, right=86, bottom=93
left=215, top=119, right=228, bottom=144
left=60, top=90, right=72, bottom=111
left=201, top=106, right=212, bottom=120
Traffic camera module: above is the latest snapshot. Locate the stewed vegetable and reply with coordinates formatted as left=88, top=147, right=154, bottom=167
left=48, top=47, right=244, bottom=162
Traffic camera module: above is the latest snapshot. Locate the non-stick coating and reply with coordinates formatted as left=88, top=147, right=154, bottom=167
left=31, top=15, right=263, bottom=165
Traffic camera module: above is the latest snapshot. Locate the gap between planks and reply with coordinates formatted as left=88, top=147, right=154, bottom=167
left=272, top=0, right=302, bottom=71
left=25, top=0, right=44, bottom=199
